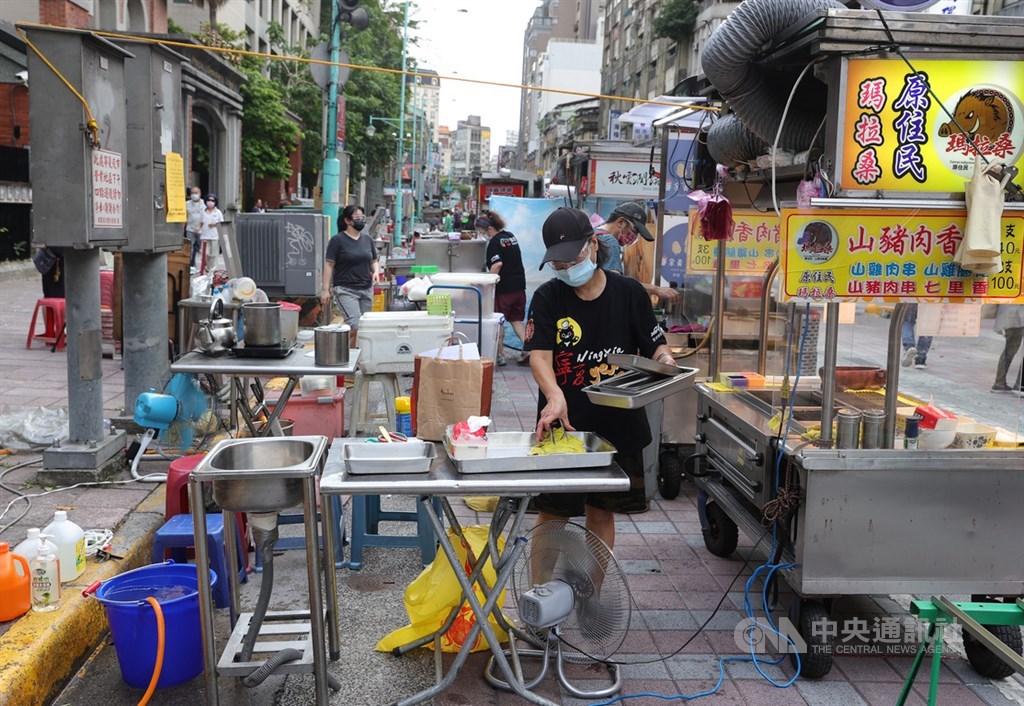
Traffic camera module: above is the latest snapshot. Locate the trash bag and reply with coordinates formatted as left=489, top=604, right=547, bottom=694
left=376, top=525, right=509, bottom=654
left=0, top=406, right=69, bottom=450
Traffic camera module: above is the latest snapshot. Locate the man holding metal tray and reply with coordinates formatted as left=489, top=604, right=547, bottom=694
left=524, top=207, right=675, bottom=552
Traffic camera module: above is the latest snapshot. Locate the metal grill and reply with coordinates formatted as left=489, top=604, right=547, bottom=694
left=237, top=217, right=284, bottom=287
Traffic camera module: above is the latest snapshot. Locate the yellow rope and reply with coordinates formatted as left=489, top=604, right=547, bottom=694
left=16, top=22, right=719, bottom=114
left=16, top=26, right=100, bottom=147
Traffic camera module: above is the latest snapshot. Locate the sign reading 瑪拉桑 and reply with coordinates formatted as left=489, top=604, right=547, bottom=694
left=839, top=58, right=1023, bottom=194
left=781, top=208, right=1024, bottom=303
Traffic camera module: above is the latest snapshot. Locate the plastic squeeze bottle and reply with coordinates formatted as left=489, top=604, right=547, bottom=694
left=0, top=541, right=32, bottom=621
left=12, top=528, right=58, bottom=565
left=42, top=511, right=86, bottom=582
left=395, top=396, right=413, bottom=437
left=30, top=535, right=61, bottom=612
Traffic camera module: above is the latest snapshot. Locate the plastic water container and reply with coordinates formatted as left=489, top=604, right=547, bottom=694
left=429, top=273, right=499, bottom=319
left=357, top=311, right=454, bottom=373
left=92, top=562, right=217, bottom=689
left=454, top=313, right=506, bottom=361
left=42, top=511, right=85, bottom=583
left=0, top=542, right=31, bottom=622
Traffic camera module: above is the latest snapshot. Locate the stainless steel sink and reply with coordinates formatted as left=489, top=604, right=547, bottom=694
left=196, top=436, right=328, bottom=513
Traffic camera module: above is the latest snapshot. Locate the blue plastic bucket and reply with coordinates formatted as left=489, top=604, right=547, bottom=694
left=94, top=562, right=217, bottom=689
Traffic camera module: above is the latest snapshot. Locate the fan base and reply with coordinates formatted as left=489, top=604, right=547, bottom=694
left=483, top=640, right=622, bottom=701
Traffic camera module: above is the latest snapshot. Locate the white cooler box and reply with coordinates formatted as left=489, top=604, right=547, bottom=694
left=357, top=311, right=454, bottom=373
left=454, top=313, right=506, bottom=361
left=429, top=273, right=499, bottom=319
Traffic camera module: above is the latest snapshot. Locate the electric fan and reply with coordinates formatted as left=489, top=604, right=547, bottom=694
left=485, top=521, right=633, bottom=700
left=128, top=373, right=219, bottom=482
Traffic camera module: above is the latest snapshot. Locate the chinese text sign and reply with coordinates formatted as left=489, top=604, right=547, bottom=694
left=92, top=148, right=123, bottom=229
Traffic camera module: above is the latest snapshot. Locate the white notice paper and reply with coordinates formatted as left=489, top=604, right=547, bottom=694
left=916, top=303, right=982, bottom=337
left=91, top=149, right=123, bottom=229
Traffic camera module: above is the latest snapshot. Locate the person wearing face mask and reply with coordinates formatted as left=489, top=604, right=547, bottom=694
left=598, top=202, right=681, bottom=305
left=321, top=204, right=380, bottom=348
left=198, top=193, right=224, bottom=274
left=185, top=186, right=205, bottom=268
left=480, top=210, right=527, bottom=366
left=524, top=207, right=674, bottom=551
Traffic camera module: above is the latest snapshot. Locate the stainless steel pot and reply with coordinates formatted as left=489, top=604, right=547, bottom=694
left=314, top=324, right=350, bottom=366
left=194, top=299, right=236, bottom=355
left=243, top=302, right=282, bottom=347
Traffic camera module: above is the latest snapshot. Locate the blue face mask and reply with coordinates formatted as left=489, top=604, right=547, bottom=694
left=553, top=254, right=597, bottom=288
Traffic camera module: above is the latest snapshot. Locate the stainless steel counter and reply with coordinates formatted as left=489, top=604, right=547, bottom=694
left=171, top=347, right=360, bottom=377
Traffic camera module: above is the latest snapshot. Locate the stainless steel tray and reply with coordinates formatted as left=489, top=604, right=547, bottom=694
left=443, top=432, right=616, bottom=474
left=583, top=364, right=699, bottom=409
left=608, top=353, right=680, bottom=378
left=343, top=440, right=436, bottom=474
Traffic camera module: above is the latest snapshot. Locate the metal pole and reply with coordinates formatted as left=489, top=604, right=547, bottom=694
left=63, top=248, right=105, bottom=443
left=122, top=252, right=170, bottom=408
left=190, top=476, right=219, bottom=706
left=302, top=473, right=330, bottom=703
left=322, top=2, right=343, bottom=229
left=394, top=1, right=409, bottom=247
left=710, top=238, right=726, bottom=379
left=884, top=303, right=909, bottom=449
left=819, top=302, right=840, bottom=446
left=757, top=258, right=781, bottom=376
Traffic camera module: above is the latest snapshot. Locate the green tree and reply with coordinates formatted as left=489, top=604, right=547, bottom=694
left=653, top=0, right=699, bottom=44
left=266, top=22, right=323, bottom=185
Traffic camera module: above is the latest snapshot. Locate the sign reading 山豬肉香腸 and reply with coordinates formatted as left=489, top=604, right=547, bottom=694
left=781, top=209, right=1024, bottom=303
left=687, top=210, right=781, bottom=276
left=839, top=58, right=1023, bottom=194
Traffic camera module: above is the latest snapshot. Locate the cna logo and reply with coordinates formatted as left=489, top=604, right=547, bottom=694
left=733, top=617, right=809, bottom=655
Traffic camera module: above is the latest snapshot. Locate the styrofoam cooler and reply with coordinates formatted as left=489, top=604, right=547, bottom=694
left=267, top=389, right=345, bottom=438
left=428, top=273, right=499, bottom=319
left=454, top=313, right=505, bottom=361
left=357, top=311, right=454, bottom=373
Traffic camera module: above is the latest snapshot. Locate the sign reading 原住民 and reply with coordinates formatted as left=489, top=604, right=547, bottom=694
left=782, top=209, right=1024, bottom=303
left=687, top=210, right=781, bottom=276
left=839, top=58, right=1023, bottom=194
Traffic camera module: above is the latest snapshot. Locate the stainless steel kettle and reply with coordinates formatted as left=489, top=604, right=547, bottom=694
left=194, top=298, right=236, bottom=355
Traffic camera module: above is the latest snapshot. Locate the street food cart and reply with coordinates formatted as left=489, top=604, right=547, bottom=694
left=679, top=7, right=1024, bottom=680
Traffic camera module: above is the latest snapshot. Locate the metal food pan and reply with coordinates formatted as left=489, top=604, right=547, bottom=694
left=584, top=366, right=699, bottom=409
left=608, top=353, right=681, bottom=378
left=344, top=440, right=436, bottom=474
left=443, top=432, right=616, bottom=474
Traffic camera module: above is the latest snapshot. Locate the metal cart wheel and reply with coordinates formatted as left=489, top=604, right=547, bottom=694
left=702, top=501, right=738, bottom=558
left=964, top=595, right=1024, bottom=679
left=658, top=450, right=683, bottom=500
left=792, top=600, right=834, bottom=679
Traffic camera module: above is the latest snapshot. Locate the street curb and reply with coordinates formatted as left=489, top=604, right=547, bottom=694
left=0, top=485, right=167, bottom=706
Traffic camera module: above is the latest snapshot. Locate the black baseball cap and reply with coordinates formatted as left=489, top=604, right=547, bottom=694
left=540, top=207, right=595, bottom=269
left=609, top=201, right=654, bottom=241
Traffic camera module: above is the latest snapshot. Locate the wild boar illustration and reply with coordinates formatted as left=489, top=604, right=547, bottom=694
left=938, top=88, right=1014, bottom=142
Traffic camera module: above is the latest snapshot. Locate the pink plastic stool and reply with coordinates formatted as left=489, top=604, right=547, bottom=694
left=26, top=297, right=66, bottom=350
left=166, top=453, right=251, bottom=573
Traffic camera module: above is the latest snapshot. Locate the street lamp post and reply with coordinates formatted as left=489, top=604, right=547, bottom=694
left=394, top=1, right=410, bottom=247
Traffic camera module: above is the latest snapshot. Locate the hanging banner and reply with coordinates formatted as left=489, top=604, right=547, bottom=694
left=589, top=159, right=660, bottom=198
left=688, top=210, right=781, bottom=275
left=164, top=152, right=186, bottom=223
left=838, top=58, right=1024, bottom=194
left=781, top=208, right=1024, bottom=303
left=479, top=183, right=524, bottom=203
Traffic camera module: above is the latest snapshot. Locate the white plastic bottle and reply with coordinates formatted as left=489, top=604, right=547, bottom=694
left=30, top=535, right=61, bottom=612
left=13, top=528, right=59, bottom=565
left=42, top=511, right=86, bottom=582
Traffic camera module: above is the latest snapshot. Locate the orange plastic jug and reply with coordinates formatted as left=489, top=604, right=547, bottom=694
left=0, top=541, right=31, bottom=621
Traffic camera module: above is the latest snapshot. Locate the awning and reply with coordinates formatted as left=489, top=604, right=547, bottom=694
left=617, top=95, right=709, bottom=129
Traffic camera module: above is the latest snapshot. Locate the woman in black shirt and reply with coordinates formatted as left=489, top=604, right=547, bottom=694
left=321, top=205, right=380, bottom=347
left=481, top=210, right=527, bottom=365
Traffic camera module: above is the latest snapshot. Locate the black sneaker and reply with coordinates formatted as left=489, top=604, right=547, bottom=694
left=992, top=383, right=1012, bottom=393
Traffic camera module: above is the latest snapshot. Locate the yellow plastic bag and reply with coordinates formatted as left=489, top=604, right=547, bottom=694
left=376, top=525, right=508, bottom=653
left=464, top=496, right=498, bottom=512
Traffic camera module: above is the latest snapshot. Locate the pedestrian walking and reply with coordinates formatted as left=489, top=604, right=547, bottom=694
left=185, top=186, right=204, bottom=268
left=901, top=303, right=933, bottom=369
left=992, top=303, right=1024, bottom=393
left=321, top=205, right=380, bottom=349
left=198, top=193, right=224, bottom=275
left=480, top=210, right=527, bottom=366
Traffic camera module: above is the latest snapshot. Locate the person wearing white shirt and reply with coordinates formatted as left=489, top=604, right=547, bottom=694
left=199, top=193, right=224, bottom=274
left=185, top=186, right=205, bottom=267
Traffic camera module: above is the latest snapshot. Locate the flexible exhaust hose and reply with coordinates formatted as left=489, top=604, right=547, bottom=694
left=240, top=523, right=279, bottom=664
left=701, top=0, right=844, bottom=165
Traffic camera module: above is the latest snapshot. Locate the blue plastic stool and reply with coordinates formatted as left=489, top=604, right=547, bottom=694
left=152, top=514, right=246, bottom=609
left=348, top=495, right=442, bottom=570
left=253, top=495, right=346, bottom=571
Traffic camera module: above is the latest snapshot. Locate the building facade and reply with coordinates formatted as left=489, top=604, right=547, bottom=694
left=407, top=69, right=440, bottom=142
left=539, top=96, right=599, bottom=179
left=450, top=115, right=490, bottom=180
left=169, top=0, right=319, bottom=55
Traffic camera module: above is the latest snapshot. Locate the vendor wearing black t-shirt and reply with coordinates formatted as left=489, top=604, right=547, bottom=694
left=321, top=204, right=380, bottom=348
left=481, top=210, right=527, bottom=365
left=525, top=207, right=673, bottom=552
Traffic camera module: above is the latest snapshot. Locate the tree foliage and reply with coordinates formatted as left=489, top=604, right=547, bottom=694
left=653, top=0, right=699, bottom=44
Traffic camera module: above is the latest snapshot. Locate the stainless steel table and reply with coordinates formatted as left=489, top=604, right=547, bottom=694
left=319, top=439, right=630, bottom=706
left=170, top=349, right=360, bottom=437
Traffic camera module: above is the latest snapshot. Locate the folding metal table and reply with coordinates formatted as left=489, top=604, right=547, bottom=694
left=319, top=438, right=630, bottom=706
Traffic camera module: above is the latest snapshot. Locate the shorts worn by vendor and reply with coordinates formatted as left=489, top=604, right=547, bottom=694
left=525, top=270, right=666, bottom=515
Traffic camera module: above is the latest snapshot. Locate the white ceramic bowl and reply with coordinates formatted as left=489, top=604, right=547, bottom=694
left=951, top=423, right=997, bottom=449
left=918, top=427, right=956, bottom=450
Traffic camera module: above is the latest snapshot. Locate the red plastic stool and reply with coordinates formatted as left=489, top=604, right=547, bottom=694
left=26, top=298, right=66, bottom=350
left=166, top=453, right=251, bottom=573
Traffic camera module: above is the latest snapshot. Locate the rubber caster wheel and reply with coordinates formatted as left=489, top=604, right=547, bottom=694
left=658, top=451, right=682, bottom=500
left=964, top=595, right=1023, bottom=679
left=702, top=502, right=738, bottom=557
left=791, top=600, right=834, bottom=679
